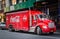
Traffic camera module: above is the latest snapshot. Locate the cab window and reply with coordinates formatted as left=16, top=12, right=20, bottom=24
left=33, top=15, right=36, bottom=20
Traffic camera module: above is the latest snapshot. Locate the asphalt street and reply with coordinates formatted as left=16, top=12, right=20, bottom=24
left=0, top=30, right=60, bottom=39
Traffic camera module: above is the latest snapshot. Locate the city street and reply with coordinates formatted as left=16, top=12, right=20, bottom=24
left=0, top=30, right=60, bottom=39
left=0, top=0, right=59, bottom=39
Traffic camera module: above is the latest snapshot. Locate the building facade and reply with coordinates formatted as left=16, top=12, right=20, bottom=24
left=0, top=0, right=5, bottom=22
left=57, top=0, right=60, bottom=27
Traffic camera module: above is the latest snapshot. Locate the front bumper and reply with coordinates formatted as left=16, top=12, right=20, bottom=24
left=0, top=26, right=6, bottom=29
left=42, top=28, right=56, bottom=33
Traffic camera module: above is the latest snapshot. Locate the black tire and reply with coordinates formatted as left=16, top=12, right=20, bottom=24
left=36, top=27, right=42, bottom=35
left=49, top=32, right=54, bottom=35
left=8, top=26, right=14, bottom=32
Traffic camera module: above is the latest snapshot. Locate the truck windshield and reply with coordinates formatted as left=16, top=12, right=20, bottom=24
left=38, top=14, right=47, bottom=18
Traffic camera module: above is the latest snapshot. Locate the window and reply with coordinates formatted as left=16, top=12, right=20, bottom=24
left=24, top=0, right=27, bottom=2
left=9, top=0, right=17, bottom=5
left=17, top=0, right=28, bottom=4
left=9, top=0, right=12, bottom=5
left=33, top=15, right=36, bottom=20
left=17, top=0, right=23, bottom=3
left=0, top=1, right=2, bottom=10
left=12, top=0, right=17, bottom=5
left=38, top=14, right=47, bottom=18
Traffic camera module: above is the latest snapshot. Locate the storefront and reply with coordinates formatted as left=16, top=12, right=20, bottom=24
left=57, top=0, right=60, bottom=28
left=0, top=0, right=5, bottom=23
left=0, top=13, right=5, bottom=22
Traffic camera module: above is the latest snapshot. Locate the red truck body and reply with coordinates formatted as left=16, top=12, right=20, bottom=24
left=6, top=10, right=56, bottom=34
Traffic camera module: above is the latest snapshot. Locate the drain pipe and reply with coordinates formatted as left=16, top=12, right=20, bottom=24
left=47, top=8, right=50, bottom=18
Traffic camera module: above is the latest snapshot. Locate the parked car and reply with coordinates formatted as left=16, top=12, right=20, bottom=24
left=0, top=22, right=6, bottom=30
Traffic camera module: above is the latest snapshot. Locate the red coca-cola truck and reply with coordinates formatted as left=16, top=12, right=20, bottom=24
left=6, top=10, right=56, bottom=34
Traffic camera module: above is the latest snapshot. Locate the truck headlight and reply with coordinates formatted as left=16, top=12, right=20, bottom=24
left=43, top=26, right=47, bottom=29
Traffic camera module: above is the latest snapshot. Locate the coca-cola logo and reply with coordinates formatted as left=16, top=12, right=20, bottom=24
left=10, top=16, right=20, bottom=22
left=23, top=15, right=27, bottom=21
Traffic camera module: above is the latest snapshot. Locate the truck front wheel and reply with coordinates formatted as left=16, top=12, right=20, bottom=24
left=36, top=27, right=42, bottom=35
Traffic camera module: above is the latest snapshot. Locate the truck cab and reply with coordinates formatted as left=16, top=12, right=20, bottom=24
left=29, top=10, right=56, bottom=34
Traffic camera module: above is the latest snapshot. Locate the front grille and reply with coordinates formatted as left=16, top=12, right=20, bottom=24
left=48, top=22, right=54, bottom=28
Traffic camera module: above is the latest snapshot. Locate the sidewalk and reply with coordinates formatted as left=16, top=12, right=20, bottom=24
left=55, top=29, right=60, bottom=35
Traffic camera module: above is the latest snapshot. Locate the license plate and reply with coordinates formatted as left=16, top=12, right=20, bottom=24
left=51, top=30, right=53, bottom=32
